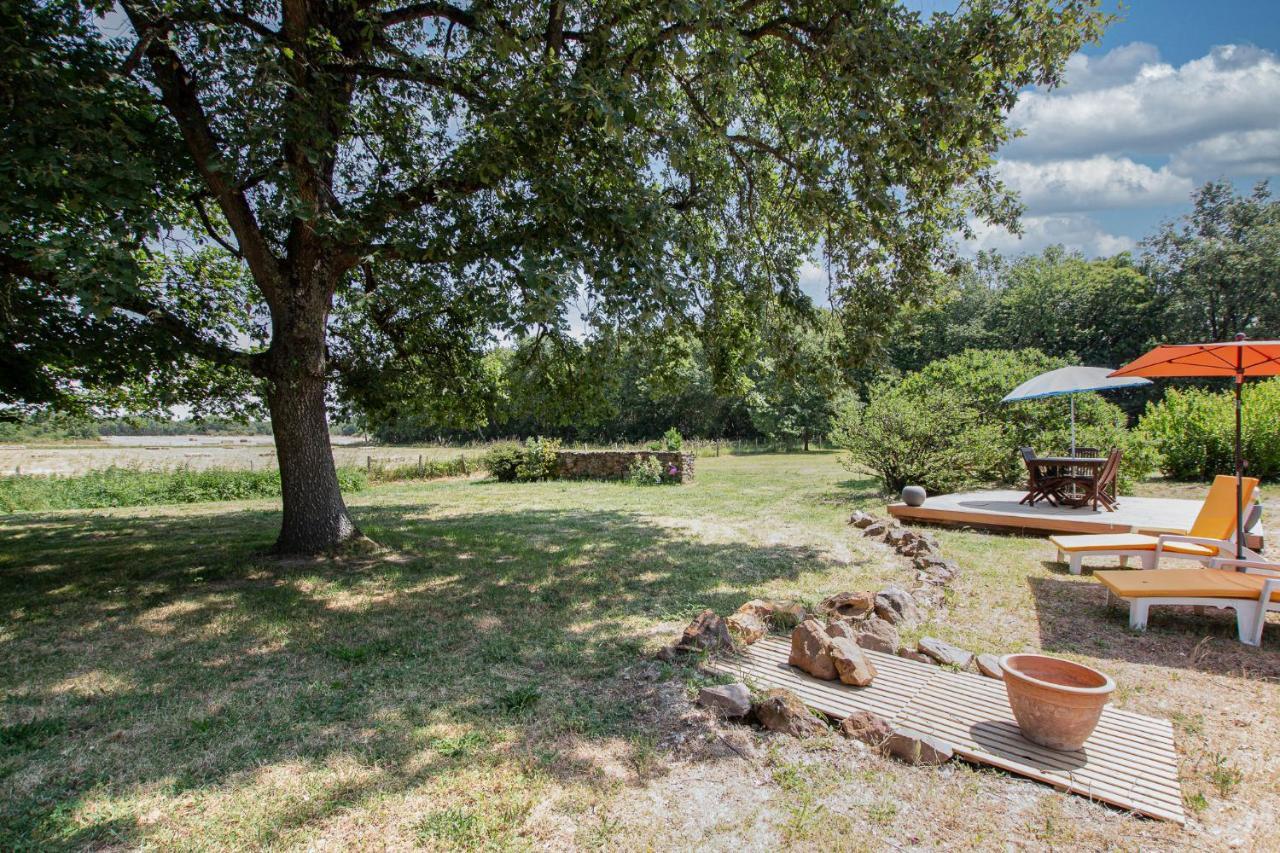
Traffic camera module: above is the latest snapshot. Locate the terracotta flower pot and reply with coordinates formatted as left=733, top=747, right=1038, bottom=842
left=999, top=654, right=1115, bottom=751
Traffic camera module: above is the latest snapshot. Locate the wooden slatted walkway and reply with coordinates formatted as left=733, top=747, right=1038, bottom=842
left=707, top=636, right=1185, bottom=824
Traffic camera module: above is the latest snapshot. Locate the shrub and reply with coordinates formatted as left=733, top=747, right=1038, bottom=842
left=1138, top=379, right=1280, bottom=480
left=662, top=427, right=684, bottom=451
left=515, top=436, right=561, bottom=481
left=832, top=348, right=1155, bottom=494
left=483, top=438, right=562, bottom=482
left=481, top=445, right=523, bottom=482
left=626, top=455, right=664, bottom=486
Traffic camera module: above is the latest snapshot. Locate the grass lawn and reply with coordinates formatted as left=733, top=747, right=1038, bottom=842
left=1, top=453, right=1276, bottom=849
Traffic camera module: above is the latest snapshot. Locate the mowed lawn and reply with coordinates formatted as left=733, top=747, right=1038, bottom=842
left=1, top=453, right=1277, bottom=849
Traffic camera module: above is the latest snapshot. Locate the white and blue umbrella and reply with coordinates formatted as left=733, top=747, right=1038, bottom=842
left=1001, top=366, right=1152, bottom=454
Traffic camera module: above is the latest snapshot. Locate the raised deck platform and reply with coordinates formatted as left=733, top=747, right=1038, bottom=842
left=709, top=636, right=1185, bottom=824
left=888, top=489, right=1265, bottom=550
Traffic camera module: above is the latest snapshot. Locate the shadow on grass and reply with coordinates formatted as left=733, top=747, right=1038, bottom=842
left=0, top=500, right=829, bottom=848
left=1026, top=576, right=1280, bottom=680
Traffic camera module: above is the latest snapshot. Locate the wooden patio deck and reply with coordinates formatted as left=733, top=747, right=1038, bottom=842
left=887, top=489, right=1265, bottom=550
left=708, top=636, right=1185, bottom=824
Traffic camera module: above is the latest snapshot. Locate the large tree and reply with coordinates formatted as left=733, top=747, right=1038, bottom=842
left=1144, top=179, right=1280, bottom=343
left=2, top=0, right=1107, bottom=553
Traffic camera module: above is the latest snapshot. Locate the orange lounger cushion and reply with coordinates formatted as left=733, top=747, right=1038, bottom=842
left=1096, top=569, right=1280, bottom=603
left=1048, top=533, right=1218, bottom=557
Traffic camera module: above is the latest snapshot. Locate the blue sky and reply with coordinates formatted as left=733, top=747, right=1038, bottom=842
left=962, top=0, right=1280, bottom=258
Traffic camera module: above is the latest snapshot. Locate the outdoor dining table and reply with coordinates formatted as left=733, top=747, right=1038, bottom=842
left=1025, top=456, right=1107, bottom=508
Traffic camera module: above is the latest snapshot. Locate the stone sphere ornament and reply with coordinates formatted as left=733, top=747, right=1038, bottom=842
left=901, top=485, right=927, bottom=507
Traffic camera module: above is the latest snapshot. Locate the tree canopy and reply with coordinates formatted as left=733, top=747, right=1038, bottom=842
left=2, top=0, right=1108, bottom=551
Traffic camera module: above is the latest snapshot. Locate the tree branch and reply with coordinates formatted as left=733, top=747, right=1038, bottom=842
left=193, top=196, right=243, bottom=258
left=120, top=2, right=283, bottom=299
left=328, top=61, right=490, bottom=107
left=381, top=2, right=477, bottom=29
left=0, top=251, right=264, bottom=375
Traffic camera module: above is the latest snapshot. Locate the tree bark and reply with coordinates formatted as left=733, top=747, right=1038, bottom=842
left=267, top=368, right=361, bottom=554
left=265, top=293, right=363, bottom=555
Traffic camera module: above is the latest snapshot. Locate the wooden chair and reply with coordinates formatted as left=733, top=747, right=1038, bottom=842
left=1019, top=447, right=1064, bottom=507
left=1066, top=448, right=1121, bottom=512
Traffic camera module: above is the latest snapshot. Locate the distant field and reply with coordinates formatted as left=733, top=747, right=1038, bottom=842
left=0, top=436, right=484, bottom=477
left=0, top=435, right=762, bottom=477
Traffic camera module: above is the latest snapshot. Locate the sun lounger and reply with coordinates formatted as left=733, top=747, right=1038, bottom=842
left=1049, top=475, right=1259, bottom=574
left=1095, top=563, right=1280, bottom=645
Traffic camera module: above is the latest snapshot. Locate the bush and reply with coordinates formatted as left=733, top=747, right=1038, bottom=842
left=515, top=436, right=561, bottom=481
left=626, top=455, right=665, bottom=486
left=0, top=466, right=369, bottom=512
left=481, top=445, right=523, bottom=482
left=832, top=348, right=1155, bottom=494
left=482, top=438, right=561, bottom=482
left=1138, top=379, right=1280, bottom=480
left=662, top=427, right=684, bottom=451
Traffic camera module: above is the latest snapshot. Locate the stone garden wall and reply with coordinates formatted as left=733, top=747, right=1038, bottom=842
left=554, top=450, right=695, bottom=483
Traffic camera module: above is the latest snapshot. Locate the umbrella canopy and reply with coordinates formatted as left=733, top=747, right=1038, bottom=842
left=1110, top=336, right=1280, bottom=559
left=1002, top=366, right=1151, bottom=454
left=1002, top=366, right=1151, bottom=402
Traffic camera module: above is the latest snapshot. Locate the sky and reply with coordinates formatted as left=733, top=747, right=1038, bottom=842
left=800, top=0, right=1280, bottom=297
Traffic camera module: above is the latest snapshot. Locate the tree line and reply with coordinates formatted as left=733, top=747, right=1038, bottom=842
left=370, top=179, right=1280, bottom=443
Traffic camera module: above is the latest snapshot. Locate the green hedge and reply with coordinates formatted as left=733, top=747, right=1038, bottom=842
left=1138, top=379, right=1280, bottom=480
left=833, top=348, right=1156, bottom=494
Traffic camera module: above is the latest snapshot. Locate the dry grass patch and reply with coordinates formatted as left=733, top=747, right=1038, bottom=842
left=1, top=454, right=1276, bottom=848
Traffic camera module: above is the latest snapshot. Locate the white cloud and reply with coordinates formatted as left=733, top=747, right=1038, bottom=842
left=961, top=214, right=1134, bottom=259
left=1170, top=128, right=1280, bottom=178
left=1058, top=42, right=1161, bottom=93
left=997, top=155, right=1193, bottom=213
left=1007, top=44, right=1280, bottom=160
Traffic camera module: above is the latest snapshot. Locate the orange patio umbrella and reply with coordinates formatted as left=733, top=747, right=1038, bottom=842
left=1110, top=334, right=1280, bottom=559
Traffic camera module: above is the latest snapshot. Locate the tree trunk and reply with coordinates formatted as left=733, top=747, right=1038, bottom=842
left=268, top=369, right=361, bottom=554
left=266, top=300, right=362, bottom=555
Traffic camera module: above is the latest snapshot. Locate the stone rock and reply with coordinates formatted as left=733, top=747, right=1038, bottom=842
left=698, top=682, right=752, bottom=717
left=976, top=653, right=1003, bottom=679
left=916, top=557, right=960, bottom=584
left=726, top=611, right=767, bottom=645
left=674, top=610, right=733, bottom=655
left=735, top=599, right=807, bottom=631
left=917, top=637, right=975, bottom=669
left=839, top=710, right=894, bottom=748
left=886, top=727, right=954, bottom=766
left=849, top=510, right=877, bottom=529
left=829, top=636, right=877, bottom=686
left=820, top=590, right=876, bottom=621
left=883, top=526, right=910, bottom=548
left=897, top=647, right=933, bottom=664
left=656, top=644, right=677, bottom=662
left=825, top=620, right=857, bottom=642
left=854, top=617, right=900, bottom=654
left=770, top=601, right=809, bottom=631
left=752, top=688, right=828, bottom=738
left=874, top=586, right=920, bottom=626
left=862, top=522, right=888, bottom=538
left=788, top=619, right=837, bottom=680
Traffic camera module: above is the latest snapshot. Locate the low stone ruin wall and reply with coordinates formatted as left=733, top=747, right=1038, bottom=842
left=554, top=450, right=695, bottom=483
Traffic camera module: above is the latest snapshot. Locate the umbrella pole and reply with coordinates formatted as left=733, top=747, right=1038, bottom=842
left=1070, top=395, right=1076, bottom=456
left=1235, top=374, right=1244, bottom=561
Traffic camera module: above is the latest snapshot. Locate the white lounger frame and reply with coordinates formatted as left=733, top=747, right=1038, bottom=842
left=1057, top=533, right=1262, bottom=576
left=1105, top=560, right=1280, bottom=646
